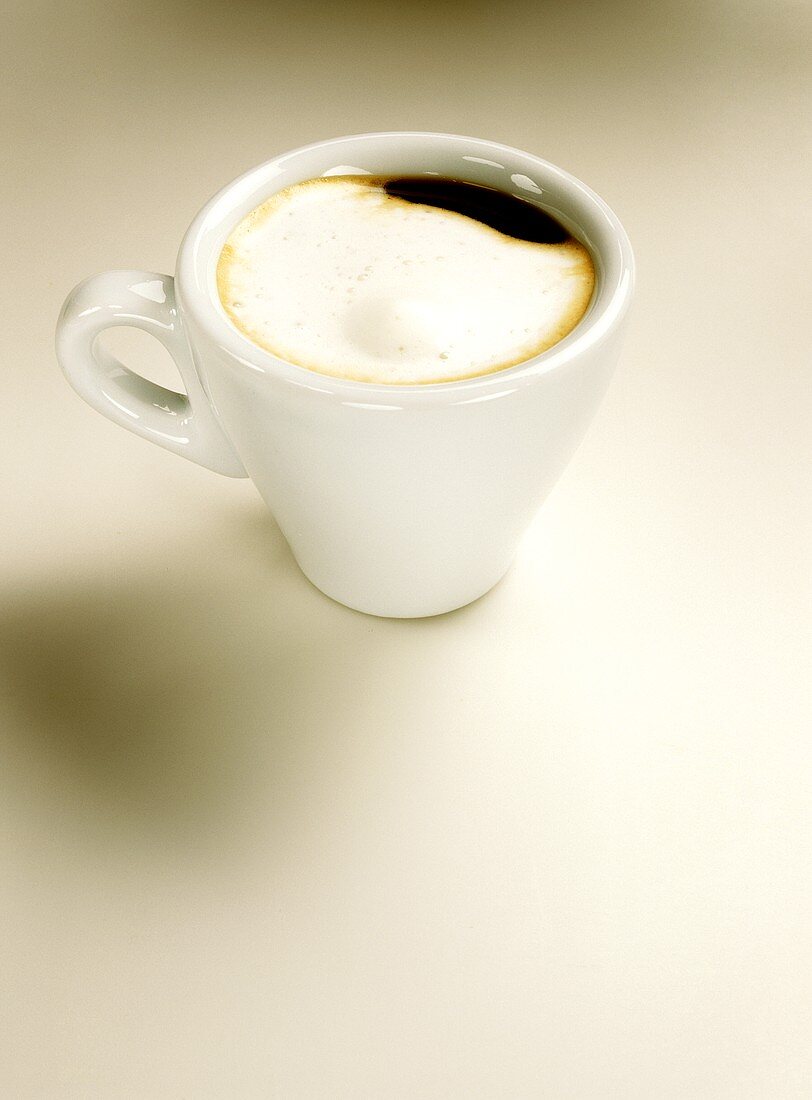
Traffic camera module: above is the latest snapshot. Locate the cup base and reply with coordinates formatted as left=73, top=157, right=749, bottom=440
left=297, top=561, right=514, bottom=619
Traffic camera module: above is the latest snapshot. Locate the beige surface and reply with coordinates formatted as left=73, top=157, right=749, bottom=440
left=1, top=0, right=811, bottom=1095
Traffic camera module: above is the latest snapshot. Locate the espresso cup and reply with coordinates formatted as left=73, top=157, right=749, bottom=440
left=56, top=132, right=634, bottom=618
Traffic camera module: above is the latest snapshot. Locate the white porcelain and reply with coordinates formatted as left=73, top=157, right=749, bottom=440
left=56, top=132, right=634, bottom=618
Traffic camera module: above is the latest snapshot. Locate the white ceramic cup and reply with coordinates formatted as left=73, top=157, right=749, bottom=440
left=56, top=132, right=634, bottom=618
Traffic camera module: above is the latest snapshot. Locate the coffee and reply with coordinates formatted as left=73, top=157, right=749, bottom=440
left=217, top=175, right=595, bottom=384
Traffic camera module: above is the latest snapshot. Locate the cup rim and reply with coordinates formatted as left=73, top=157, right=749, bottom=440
left=176, top=131, right=635, bottom=405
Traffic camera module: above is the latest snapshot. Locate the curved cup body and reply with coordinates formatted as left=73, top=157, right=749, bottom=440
left=184, top=313, right=627, bottom=616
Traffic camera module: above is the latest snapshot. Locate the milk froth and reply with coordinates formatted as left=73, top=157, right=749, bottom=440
left=217, top=176, right=595, bottom=384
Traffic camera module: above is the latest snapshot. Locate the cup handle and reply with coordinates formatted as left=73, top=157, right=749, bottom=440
left=56, top=269, right=246, bottom=476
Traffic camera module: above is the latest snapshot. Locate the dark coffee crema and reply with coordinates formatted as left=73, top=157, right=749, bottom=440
left=382, top=177, right=571, bottom=244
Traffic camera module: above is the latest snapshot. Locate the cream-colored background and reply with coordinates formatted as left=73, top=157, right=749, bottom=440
left=2, top=1, right=810, bottom=1095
